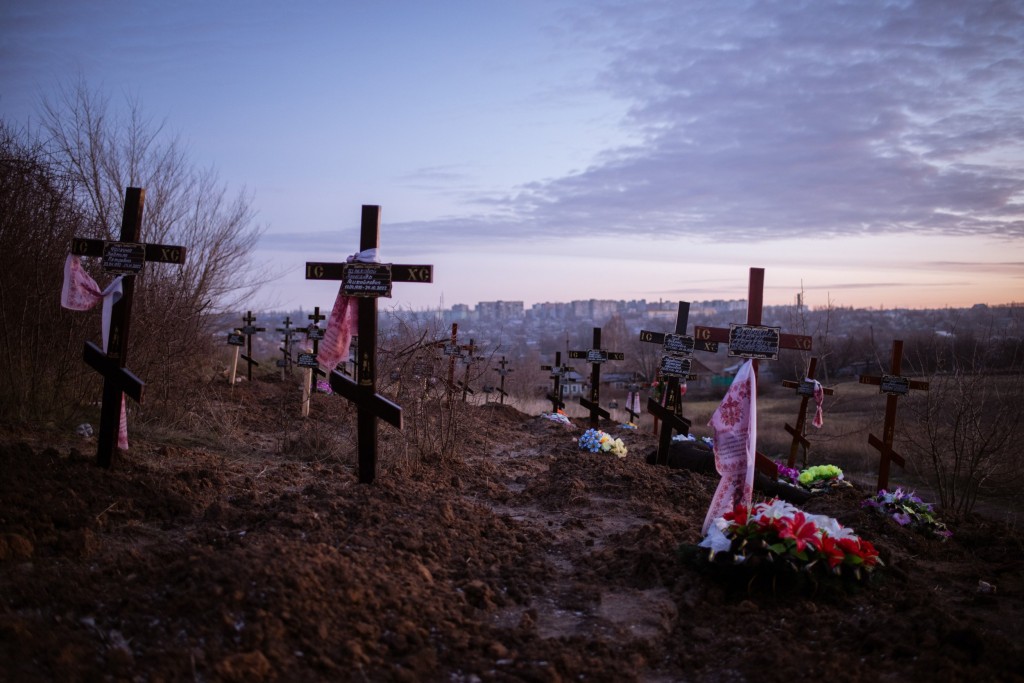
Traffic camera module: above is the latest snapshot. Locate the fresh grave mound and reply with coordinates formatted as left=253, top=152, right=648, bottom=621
left=1, top=396, right=1023, bottom=682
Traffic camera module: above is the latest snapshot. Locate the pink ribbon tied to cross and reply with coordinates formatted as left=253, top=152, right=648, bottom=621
left=60, top=255, right=129, bottom=449
left=808, top=378, right=824, bottom=428
left=316, top=248, right=379, bottom=373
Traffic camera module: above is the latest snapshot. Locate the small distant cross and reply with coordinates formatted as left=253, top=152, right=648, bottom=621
left=433, top=323, right=464, bottom=400
left=693, top=268, right=813, bottom=478
left=69, top=187, right=187, bottom=467
left=780, top=357, right=835, bottom=468
left=540, top=351, right=574, bottom=412
left=305, top=306, right=328, bottom=392
left=859, top=339, right=929, bottom=491
left=238, top=311, right=266, bottom=381
left=493, top=356, right=513, bottom=404
left=639, top=302, right=709, bottom=465
left=457, top=338, right=483, bottom=402
left=276, top=316, right=297, bottom=377
left=304, top=205, right=433, bottom=484
left=569, top=327, right=624, bottom=427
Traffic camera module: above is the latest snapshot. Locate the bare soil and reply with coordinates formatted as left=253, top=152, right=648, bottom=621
left=2, top=376, right=1023, bottom=682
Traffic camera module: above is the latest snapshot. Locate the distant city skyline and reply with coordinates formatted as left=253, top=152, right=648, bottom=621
left=4, top=2, right=1023, bottom=313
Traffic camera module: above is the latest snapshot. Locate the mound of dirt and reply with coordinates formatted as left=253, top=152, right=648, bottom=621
left=1, top=377, right=1022, bottom=682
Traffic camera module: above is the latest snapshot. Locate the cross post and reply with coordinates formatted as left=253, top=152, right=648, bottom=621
left=493, top=356, right=513, bottom=404
left=303, top=306, right=328, bottom=394
left=639, top=302, right=714, bottom=465
left=305, top=205, right=433, bottom=484
left=540, top=351, right=574, bottom=412
left=276, top=316, right=296, bottom=379
left=70, top=187, right=187, bottom=467
left=238, top=311, right=265, bottom=381
left=781, top=357, right=835, bottom=468
left=569, top=327, right=624, bottom=428
left=858, top=339, right=929, bottom=491
left=693, top=268, right=813, bottom=478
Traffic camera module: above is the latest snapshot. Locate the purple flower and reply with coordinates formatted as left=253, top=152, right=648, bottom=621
left=893, top=512, right=912, bottom=526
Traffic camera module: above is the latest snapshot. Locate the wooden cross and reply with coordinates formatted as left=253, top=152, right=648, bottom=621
left=457, top=338, right=482, bottom=402
left=781, top=357, right=835, bottom=468
left=569, top=327, right=625, bottom=427
left=858, top=339, right=929, bottom=491
left=276, top=316, right=297, bottom=378
left=238, top=311, right=265, bottom=381
left=540, top=351, right=574, bottom=412
left=305, top=205, right=433, bottom=484
left=693, top=267, right=813, bottom=478
left=493, top=356, right=513, bottom=404
left=304, top=306, right=327, bottom=393
left=433, top=323, right=465, bottom=401
left=69, top=187, right=187, bottom=468
left=639, top=302, right=708, bottom=465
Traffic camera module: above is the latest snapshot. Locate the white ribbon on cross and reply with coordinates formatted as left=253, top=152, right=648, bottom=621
left=60, top=255, right=130, bottom=449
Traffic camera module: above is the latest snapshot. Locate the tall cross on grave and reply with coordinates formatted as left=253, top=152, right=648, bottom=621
left=303, top=306, right=328, bottom=393
left=858, top=339, right=929, bottom=491
left=69, top=187, right=187, bottom=467
left=640, top=302, right=719, bottom=465
left=276, top=316, right=296, bottom=378
left=693, top=268, right=813, bottom=478
left=238, top=311, right=265, bottom=381
left=305, top=205, right=433, bottom=484
left=781, top=357, right=835, bottom=468
left=569, top=327, right=625, bottom=427
left=458, top=339, right=482, bottom=402
left=540, top=351, right=574, bottom=413
left=493, top=356, right=513, bottom=405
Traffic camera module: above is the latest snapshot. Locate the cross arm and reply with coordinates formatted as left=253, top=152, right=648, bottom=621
left=781, top=379, right=836, bottom=396
left=868, top=433, right=906, bottom=468
left=328, top=370, right=402, bottom=429
left=71, top=237, right=187, bottom=264
left=304, top=262, right=433, bottom=282
left=84, top=341, right=145, bottom=403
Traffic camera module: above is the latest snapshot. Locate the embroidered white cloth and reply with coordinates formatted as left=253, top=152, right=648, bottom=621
left=60, top=255, right=129, bottom=449
left=626, top=390, right=640, bottom=415
left=701, top=360, right=757, bottom=535
left=317, top=249, right=379, bottom=374
left=808, top=378, right=825, bottom=428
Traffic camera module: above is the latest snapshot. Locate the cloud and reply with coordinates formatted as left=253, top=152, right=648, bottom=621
left=392, top=0, right=1024, bottom=249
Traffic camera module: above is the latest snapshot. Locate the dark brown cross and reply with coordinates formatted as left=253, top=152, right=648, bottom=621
left=276, top=316, right=296, bottom=377
left=639, top=302, right=705, bottom=465
left=433, top=323, right=464, bottom=400
left=303, top=306, right=328, bottom=391
left=540, top=351, right=574, bottom=412
left=693, top=267, right=813, bottom=478
left=858, top=339, right=929, bottom=491
left=238, top=311, right=266, bottom=381
left=493, top=356, right=513, bottom=404
left=781, top=357, right=835, bottom=468
left=569, top=327, right=625, bottom=427
left=70, top=187, right=187, bottom=468
left=305, top=205, right=433, bottom=484
left=457, top=338, right=482, bottom=402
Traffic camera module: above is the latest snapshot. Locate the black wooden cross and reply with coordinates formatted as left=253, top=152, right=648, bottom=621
left=859, top=339, right=929, bottom=491
left=639, top=302, right=709, bottom=465
left=493, top=356, right=513, bottom=404
left=569, top=327, right=625, bottom=427
left=238, top=311, right=265, bottom=381
left=540, top=351, right=574, bottom=412
left=693, top=268, right=813, bottom=478
left=781, top=357, right=835, bottom=468
left=457, top=338, right=482, bottom=402
left=304, top=306, right=328, bottom=392
left=276, top=316, right=297, bottom=377
left=305, top=205, right=433, bottom=484
left=435, top=323, right=464, bottom=400
left=70, top=187, right=187, bottom=467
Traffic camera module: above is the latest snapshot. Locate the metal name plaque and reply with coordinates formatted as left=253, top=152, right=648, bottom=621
left=297, top=352, right=319, bottom=368
left=660, top=355, right=692, bottom=378
left=227, top=333, right=245, bottom=346
left=101, top=242, right=146, bottom=274
left=443, top=343, right=460, bottom=356
left=307, top=326, right=325, bottom=341
left=587, top=349, right=608, bottom=363
left=342, top=263, right=393, bottom=297
left=664, top=333, right=695, bottom=355
left=241, top=325, right=258, bottom=335
left=728, top=324, right=781, bottom=360
left=796, top=379, right=817, bottom=397
left=880, top=375, right=910, bottom=396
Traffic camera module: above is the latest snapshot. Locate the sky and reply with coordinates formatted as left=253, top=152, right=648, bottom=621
left=3, top=0, right=1024, bottom=314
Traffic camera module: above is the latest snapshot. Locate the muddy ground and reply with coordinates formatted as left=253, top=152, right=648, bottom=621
left=2, top=376, right=1023, bottom=682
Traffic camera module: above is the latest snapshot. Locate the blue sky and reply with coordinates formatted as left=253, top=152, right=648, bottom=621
left=4, top=0, right=1023, bottom=312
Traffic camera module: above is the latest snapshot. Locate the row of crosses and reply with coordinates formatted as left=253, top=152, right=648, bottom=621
left=70, top=193, right=926, bottom=494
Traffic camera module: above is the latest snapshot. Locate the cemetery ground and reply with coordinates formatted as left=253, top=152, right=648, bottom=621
left=2, top=372, right=1024, bottom=682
